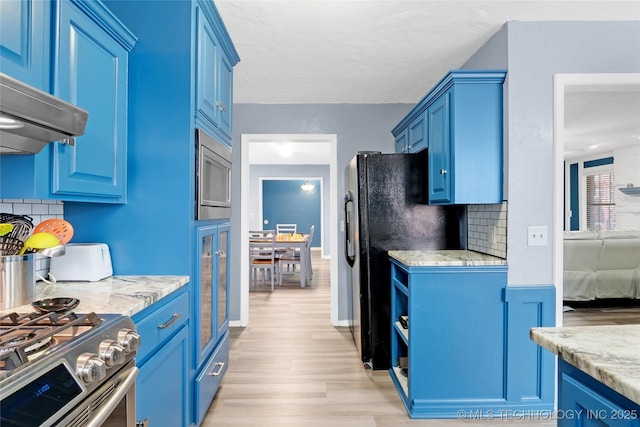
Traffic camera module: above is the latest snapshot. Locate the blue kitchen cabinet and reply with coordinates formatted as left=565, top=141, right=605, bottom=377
left=394, top=112, right=427, bottom=153
left=0, top=0, right=136, bottom=203
left=427, top=92, right=450, bottom=203
left=389, top=260, right=508, bottom=418
left=394, top=128, right=408, bottom=153
left=392, top=70, right=506, bottom=204
left=63, top=1, right=239, bottom=424
left=193, top=222, right=230, bottom=425
left=133, top=288, right=190, bottom=427
left=196, top=0, right=234, bottom=145
left=389, top=257, right=555, bottom=419
left=0, top=0, right=50, bottom=91
left=558, top=360, right=640, bottom=427
left=52, top=0, right=136, bottom=202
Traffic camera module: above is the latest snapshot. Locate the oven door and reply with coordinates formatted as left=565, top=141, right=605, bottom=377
left=56, top=360, right=138, bottom=427
left=196, top=129, right=232, bottom=220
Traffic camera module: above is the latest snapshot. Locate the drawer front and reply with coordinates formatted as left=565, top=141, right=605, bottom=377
left=194, top=331, right=230, bottom=424
left=134, top=290, right=190, bottom=363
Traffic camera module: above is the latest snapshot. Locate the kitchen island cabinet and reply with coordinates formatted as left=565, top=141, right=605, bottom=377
left=389, top=250, right=555, bottom=418
left=531, top=325, right=640, bottom=427
left=0, top=0, right=136, bottom=203
left=391, top=70, right=506, bottom=205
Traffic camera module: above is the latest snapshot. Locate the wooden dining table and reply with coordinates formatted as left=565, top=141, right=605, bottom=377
left=274, top=233, right=311, bottom=287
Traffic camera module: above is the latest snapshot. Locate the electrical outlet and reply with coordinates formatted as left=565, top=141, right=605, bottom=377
left=528, top=226, right=548, bottom=246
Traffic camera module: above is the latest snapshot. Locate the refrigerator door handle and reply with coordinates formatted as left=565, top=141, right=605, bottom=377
left=344, top=191, right=356, bottom=267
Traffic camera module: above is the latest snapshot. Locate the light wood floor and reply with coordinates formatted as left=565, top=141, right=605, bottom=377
left=201, top=252, right=639, bottom=426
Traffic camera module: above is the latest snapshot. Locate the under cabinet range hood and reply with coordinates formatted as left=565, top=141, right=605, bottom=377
left=0, top=73, right=88, bottom=154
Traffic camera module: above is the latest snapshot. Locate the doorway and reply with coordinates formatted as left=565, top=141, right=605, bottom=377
left=553, top=73, right=640, bottom=326
left=239, top=134, right=339, bottom=327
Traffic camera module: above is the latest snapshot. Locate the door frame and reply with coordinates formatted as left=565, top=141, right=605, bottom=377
left=552, top=73, right=640, bottom=326
left=239, top=134, right=339, bottom=327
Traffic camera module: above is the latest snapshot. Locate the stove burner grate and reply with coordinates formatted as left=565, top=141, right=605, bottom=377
left=0, top=311, right=103, bottom=372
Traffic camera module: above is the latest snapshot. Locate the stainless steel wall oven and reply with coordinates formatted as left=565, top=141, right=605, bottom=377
left=196, top=129, right=232, bottom=220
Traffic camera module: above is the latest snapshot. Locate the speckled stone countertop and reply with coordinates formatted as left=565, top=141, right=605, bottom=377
left=388, top=250, right=507, bottom=267
left=0, top=276, right=189, bottom=317
left=531, top=325, right=640, bottom=404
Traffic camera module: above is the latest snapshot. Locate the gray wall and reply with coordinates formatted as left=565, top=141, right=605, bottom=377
left=463, top=21, right=640, bottom=286
left=249, top=164, right=330, bottom=254
left=229, top=104, right=413, bottom=321
left=228, top=21, right=640, bottom=322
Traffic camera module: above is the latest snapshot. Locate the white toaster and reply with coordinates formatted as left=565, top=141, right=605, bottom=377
left=49, top=243, right=113, bottom=282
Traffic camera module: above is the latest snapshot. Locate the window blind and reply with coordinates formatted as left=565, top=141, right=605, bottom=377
left=586, top=172, right=615, bottom=231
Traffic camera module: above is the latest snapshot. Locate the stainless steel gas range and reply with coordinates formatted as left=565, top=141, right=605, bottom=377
left=0, top=310, right=141, bottom=427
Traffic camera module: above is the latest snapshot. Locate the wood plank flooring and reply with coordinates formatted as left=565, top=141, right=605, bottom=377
left=201, top=252, right=639, bottom=426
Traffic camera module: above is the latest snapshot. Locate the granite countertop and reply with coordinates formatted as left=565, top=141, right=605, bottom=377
left=0, top=276, right=189, bottom=317
left=388, top=250, right=507, bottom=267
left=530, top=324, right=640, bottom=404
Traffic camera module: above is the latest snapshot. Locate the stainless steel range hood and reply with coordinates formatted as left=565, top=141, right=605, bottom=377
left=0, top=73, right=88, bottom=154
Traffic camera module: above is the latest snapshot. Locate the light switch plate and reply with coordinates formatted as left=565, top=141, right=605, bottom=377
left=528, top=226, right=548, bottom=246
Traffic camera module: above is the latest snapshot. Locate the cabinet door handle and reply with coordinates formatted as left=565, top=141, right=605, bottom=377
left=215, top=101, right=226, bottom=112
left=215, top=250, right=225, bottom=257
left=157, top=313, right=182, bottom=330
left=136, top=418, right=149, bottom=427
left=210, top=361, right=225, bottom=376
left=440, top=169, right=447, bottom=175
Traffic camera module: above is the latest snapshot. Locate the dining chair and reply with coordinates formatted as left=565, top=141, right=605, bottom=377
left=249, top=233, right=278, bottom=292
left=276, top=224, right=297, bottom=235
left=275, top=224, right=298, bottom=271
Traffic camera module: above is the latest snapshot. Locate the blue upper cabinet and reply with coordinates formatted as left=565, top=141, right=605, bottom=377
left=0, top=0, right=136, bottom=203
left=0, top=0, right=50, bottom=91
left=394, top=112, right=427, bottom=153
left=427, top=92, right=451, bottom=203
left=53, top=0, right=136, bottom=202
left=196, top=1, right=238, bottom=145
left=393, top=70, right=506, bottom=205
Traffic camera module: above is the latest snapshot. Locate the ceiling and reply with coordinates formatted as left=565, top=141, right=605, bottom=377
left=216, top=1, right=640, bottom=162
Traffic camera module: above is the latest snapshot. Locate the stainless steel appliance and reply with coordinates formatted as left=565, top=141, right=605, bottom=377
left=0, top=73, right=88, bottom=155
left=196, top=129, right=232, bottom=220
left=0, top=310, right=140, bottom=426
left=344, top=151, right=465, bottom=370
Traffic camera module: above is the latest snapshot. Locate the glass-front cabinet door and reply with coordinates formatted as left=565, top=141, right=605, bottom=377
left=198, top=227, right=214, bottom=358
left=216, top=223, right=230, bottom=339
left=195, top=222, right=230, bottom=364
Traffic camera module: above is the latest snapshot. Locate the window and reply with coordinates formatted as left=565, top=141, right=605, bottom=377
left=586, top=171, right=615, bottom=231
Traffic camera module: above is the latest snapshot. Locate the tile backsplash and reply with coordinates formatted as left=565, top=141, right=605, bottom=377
left=467, top=203, right=507, bottom=259
left=1, top=199, right=65, bottom=278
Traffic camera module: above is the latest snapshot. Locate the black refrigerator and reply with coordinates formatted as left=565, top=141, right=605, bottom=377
left=344, top=151, right=465, bottom=370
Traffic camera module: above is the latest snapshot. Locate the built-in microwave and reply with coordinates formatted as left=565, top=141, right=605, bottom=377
left=196, top=129, right=232, bottom=220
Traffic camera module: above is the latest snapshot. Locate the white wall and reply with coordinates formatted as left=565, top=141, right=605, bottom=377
left=614, top=144, right=640, bottom=229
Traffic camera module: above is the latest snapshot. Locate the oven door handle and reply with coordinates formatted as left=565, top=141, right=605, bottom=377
left=85, top=365, right=139, bottom=427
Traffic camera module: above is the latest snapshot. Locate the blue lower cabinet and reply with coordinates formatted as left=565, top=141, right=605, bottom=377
left=136, top=325, right=189, bottom=427
left=559, top=360, right=640, bottom=427
left=389, top=260, right=555, bottom=418
left=133, top=289, right=190, bottom=427
left=194, top=332, right=230, bottom=424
